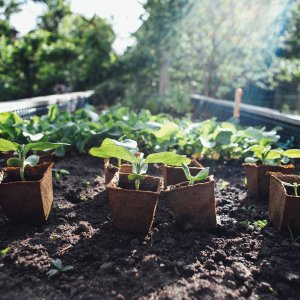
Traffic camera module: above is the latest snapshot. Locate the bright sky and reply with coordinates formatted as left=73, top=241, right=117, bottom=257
left=10, top=0, right=145, bottom=54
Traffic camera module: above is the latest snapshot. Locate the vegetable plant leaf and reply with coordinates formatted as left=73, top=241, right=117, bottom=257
left=284, top=149, right=300, bottom=158
left=145, top=152, right=190, bottom=166
left=7, top=158, right=21, bottom=167
left=194, top=168, right=209, bottom=182
left=0, top=138, right=18, bottom=152
left=23, top=132, right=44, bottom=142
left=24, top=155, right=40, bottom=167
left=26, top=142, right=69, bottom=152
left=182, top=163, right=192, bottom=180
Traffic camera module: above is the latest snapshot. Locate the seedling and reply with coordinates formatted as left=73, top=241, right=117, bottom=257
left=0, top=138, right=69, bottom=181
left=182, top=163, right=209, bottom=185
left=53, top=168, right=70, bottom=182
left=244, top=145, right=300, bottom=166
left=112, top=137, right=138, bottom=167
left=47, top=259, right=74, bottom=277
left=0, top=247, right=10, bottom=260
left=283, top=182, right=300, bottom=197
left=90, top=138, right=190, bottom=190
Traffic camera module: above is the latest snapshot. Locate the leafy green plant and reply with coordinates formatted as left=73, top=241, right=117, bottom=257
left=53, top=168, right=70, bottom=182
left=182, top=163, right=209, bottom=185
left=283, top=182, right=300, bottom=196
left=244, top=145, right=300, bottom=166
left=90, top=138, right=190, bottom=190
left=0, top=138, right=69, bottom=181
left=47, top=259, right=74, bottom=277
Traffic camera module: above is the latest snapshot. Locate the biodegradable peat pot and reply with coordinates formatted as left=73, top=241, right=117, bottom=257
left=103, top=159, right=132, bottom=184
left=269, top=173, right=300, bottom=234
left=162, top=159, right=204, bottom=189
left=243, top=163, right=295, bottom=202
left=0, top=162, right=54, bottom=224
left=162, top=176, right=217, bottom=230
left=107, top=173, right=162, bottom=234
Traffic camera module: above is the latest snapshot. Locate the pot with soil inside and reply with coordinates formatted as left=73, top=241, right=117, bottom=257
left=162, top=159, right=203, bottom=189
left=0, top=162, right=54, bottom=224
left=104, top=158, right=132, bottom=184
left=163, top=164, right=217, bottom=231
left=243, top=163, right=295, bottom=201
left=107, top=172, right=162, bottom=233
left=269, top=173, right=300, bottom=234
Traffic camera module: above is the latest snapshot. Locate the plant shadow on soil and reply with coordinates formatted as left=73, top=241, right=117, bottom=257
left=0, top=154, right=299, bottom=300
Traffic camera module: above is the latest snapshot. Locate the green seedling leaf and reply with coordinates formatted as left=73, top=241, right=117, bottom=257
left=0, top=138, right=18, bottom=152
left=194, top=168, right=209, bottom=182
left=53, top=258, right=63, bottom=270
left=24, top=155, right=39, bottom=168
left=26, top=142, right=69, bottom=152
left=182, top=163, right=192, bottom=181
left=152, top=122, right=178, bottom=139
left=265, top=150, right=282, bottom=160
left=47, top=269, right=59, bottom=277
left=23, top=132, right=44, bottom=142
left=284, top=149, right=300, bottom=159
left=7, top=158, right=21, bottom=167
left=145, top=152, right=190, bottom=166
left=245, top=157, right=258, bottom=163
left=128, top=174, right=146, bottom=181
left=200, top=137, right=216, bottom=148
left=0, top=247, right=11, bottom=259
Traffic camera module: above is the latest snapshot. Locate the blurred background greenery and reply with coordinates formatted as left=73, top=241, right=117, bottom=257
left=0, top=0, right=299, bottom=115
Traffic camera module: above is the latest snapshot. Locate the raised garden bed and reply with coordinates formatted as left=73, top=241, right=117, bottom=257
left=0, top=154, right=299, bottom=300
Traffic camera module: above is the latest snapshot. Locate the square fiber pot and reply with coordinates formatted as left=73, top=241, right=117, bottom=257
left=107, top=173, right=162, bottom=234
left=243, top=163, right=295, bottom=202
left=0, top=163, right=54, bottom=224
left=162, top=176, right=217, bottom=230
left=103, top=159, right=132, bottom=184
left=162, top=160, right=204, bottom=189
left=269, top=173, right=300, bottom=234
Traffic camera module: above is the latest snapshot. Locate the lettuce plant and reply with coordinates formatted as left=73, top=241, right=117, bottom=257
left=182, top=163, right=210, bottom=185
left=0, top=138, right=69, bottom=181
left=90, top=138, right=190, bottom=190
left=244, top=145, right=300, bottom=166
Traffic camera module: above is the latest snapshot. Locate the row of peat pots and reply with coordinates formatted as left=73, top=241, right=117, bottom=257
left=243, top=163, right=300, bottom=235
left=105, top=159, right=217, bottom=234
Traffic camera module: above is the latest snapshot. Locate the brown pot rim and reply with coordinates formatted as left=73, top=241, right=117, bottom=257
left=242, top=163, right=295, bottom=169
left=1, top=162, right=54, bottom=185
left=165, top=175, right=214, bottom=192
left=270, top=173, right=300, bottom=198
left=107, top=173, right=161, bottom=195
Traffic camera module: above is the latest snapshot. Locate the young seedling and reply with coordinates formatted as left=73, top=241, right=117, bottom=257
left=0, top=247, right=10, bottom=260
left=47, top=259, right=74, bottom=277
left=244, top=145, right=300, bottom=166
left=53, top=168, right=70, bottom=182
left=181, top=163, right=209, bottom=185
left=112, top=137, right=138, bottom=167
left=90, top=138, right=190, bottom=190
left=283, top=182, right=300, bottom=196
left=0, top=138, right=69, bottom=181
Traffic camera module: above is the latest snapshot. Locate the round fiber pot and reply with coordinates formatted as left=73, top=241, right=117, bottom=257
left=0, top=163, right=54, bottom=224
left=162, top=160, right=204, bottom=189
left=162, top=176, right=217, bottom=231
left=243, top=163, right=295, bottom=202
left=107, top=173, right=162, bottom=234
left=269, top=173, right=300, bottom=234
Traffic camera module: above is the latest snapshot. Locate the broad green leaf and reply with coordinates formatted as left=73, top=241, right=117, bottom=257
left=7, top=158, right=21, bottom=167
left=215, top=130, right=232, bottom=145
left=24, top=155, right=40, bottom=167
left=128, top=174, right=145, bottom=181
left=265, top=150, right=282, bottom=160
left=145, top=152, right=190, bottom=166
left=284, top=149, right=300, bottom=159
left=245, top=145, right=265, bottom=153
left=152, top=123, right=178, bottom=139
left=89, top=138, right=135, bottom=163
left=26, top=142, right=69, bottom=152
left=245, top=157, right=258, bottom=163
left=23, top=132, right=44, bottom=142
left=112, top=139, right=138, bottom=152
left=200, top=137, right=216, bottom=148
left=0, top=138, right=18, bottom=152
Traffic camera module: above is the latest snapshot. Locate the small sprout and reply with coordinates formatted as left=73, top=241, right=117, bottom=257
left=253, top=219, right=268, bottom=229
left=82, top=180, right=91, bottom=187
left=283, top=182, right=300, bottom=197
left=0, top=247, right=11, bottom=260
left=80, top=195, right=88, bottom=201
left=0, top=138, right=69, bottom=181
left=53, top=168, right=70, bottom=182
left=182, top=163, right=209, bottom=186
left=217, top=180, right=230, bottom=190
left=47, top=259, right=74, bottom=277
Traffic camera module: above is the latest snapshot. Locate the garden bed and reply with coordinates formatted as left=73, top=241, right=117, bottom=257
left=0, top=154, right=299, bottom=300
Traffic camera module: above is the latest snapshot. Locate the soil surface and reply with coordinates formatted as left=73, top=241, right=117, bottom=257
left=0, top=155, right=300, bottom=300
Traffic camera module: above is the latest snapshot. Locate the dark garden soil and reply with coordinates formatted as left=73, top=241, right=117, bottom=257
left=0, top=155, right=300, bottom=300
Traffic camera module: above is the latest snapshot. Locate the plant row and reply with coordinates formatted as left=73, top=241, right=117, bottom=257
left=0, top=104, right=283, bottom=161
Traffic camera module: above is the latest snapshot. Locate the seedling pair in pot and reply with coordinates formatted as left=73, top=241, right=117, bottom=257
left=243, top=145, right=300, bottom=201
left=0, top=138, right=68, bottom=224
left=90, top=138, right=217, bottom=233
